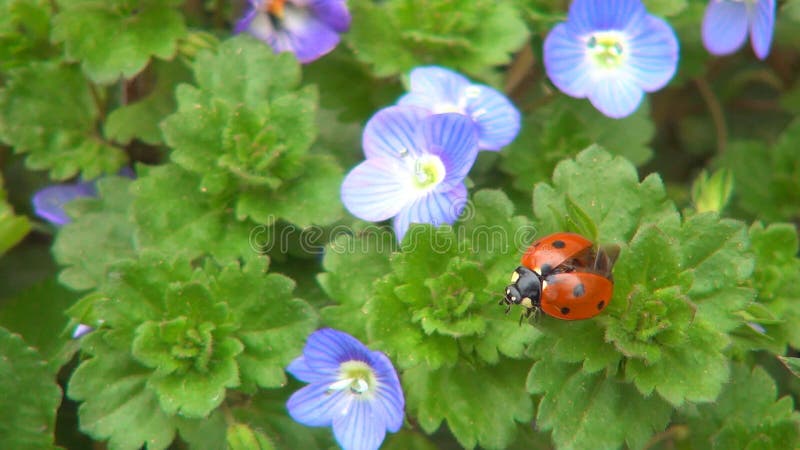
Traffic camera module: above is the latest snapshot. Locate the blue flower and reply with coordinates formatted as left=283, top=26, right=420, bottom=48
left=341, top=106, right=478, bottom=242
left=702, top=0, right=775, bottom=60
left=32, top=182, right=96, bottom=226
left=235, top=0, right=351, bottom=64
left=286, top=329, right=404, bottom=450
left=543, top=0, right=679, bottom=119
left=397, top=66, right=521, bottom=151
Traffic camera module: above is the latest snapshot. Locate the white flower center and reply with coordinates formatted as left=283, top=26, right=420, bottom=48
left=328, top=360, right=377, bottom=397
left=411, top=155, right=446, bottom=191
left=585, top=31, right=628, bottom=70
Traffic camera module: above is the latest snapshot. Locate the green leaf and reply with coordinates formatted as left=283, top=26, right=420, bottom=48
left=643, top=0, right=688, bottom=16
left=0, top=61, right=127, bottom=179
left=347, top=0, right=528, bottom=77
left=52, top=0, right=187, bottom=84
left=68, top=332, right=179, bottom=450
left=779, top=356, right=800, bottom=378
left=532, top=146, right=678, bottom=244
left=747, top=223, right=800, bottom=351
left=105, top=60, right=191, bottom=145
left=527, top=359, right=672, bottom=450
left=0, top=278, right=79, bottom=366
left=0, top=173, right=30, bottom=255
left=405, top=359, right=534, bottom=450
left=681, top=364, right=800, bottom=450
left=209, top=259, right=318, bottom=391
left=0, top=0, right=54, bottom=70
left=131, top=163, right=254, bottom=262
left=53, top=175, right=138, bottom=290
left=690, top=168, right=734, bottom=214
left=226, top=423, right=276, bottom=450
left=0, top=327, right=62, bottom=450
left=721, top=120, right=800, bottom=222
left=501, top=98, right=654, bottom=194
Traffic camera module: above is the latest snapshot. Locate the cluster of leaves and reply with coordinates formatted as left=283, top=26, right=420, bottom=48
left=1, top=1, right=800, bottom=450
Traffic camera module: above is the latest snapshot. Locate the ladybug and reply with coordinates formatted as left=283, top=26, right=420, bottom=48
left=501, top=232, right=618, bottom=321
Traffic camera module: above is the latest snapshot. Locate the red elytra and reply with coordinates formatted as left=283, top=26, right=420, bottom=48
left=501, top=232, right=617, bottom=321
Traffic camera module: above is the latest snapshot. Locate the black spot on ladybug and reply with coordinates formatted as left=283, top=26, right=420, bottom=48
left=597, top=300, right=605, bottom=310
left=540, top=263, right=552, bottom=274
left=552, top=240, right=566, bottom=249
left=573, top=283, right=585, bottom=297
left=560, top=307, right=570, bottom=315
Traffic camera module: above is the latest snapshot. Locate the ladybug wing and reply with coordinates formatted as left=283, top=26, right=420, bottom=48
left=540, top=272, right=613, bottom=320
left=521, top=233, right=593, bottom=274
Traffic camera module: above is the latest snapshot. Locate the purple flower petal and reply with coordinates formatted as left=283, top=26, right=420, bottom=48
left=72, top=324, right=94, bottom=339
left=303, top=328, right=371, bottom=372
left=341, top=158, right=414, bottom=222
left=627, top=15, right=679, bottom=92
left=309, top=0, right=351, bottom=33
left=234, top=7, right=258, bottom=34
left=462, top=85, right=520, bottom=151
left=332, top=399, right=387, bottom=450
left=588, top=76, right=645, bottom=119
left=401, top=67, right=472, bottom=108
left=280, top=9, right=342, bottom=63
left=32, top=183, right=96, bottom=226
left=568, top=0, right=647, bottom=35
left=750, top=0, right=775, bottom=60
left=543, top=23, right=595, bottom=98
left=392, top=183, right=468, bottom=242
left=421, top=113, right=478, bottom=189
left=287, top=381, right=350, bottom=427
left=287, top=355, right=330, bottom=383
left=362, top=106, right=428, bottom=161
left=702, top=0, right=749, bottom=56
left=369, top=351, right=405, bottom=432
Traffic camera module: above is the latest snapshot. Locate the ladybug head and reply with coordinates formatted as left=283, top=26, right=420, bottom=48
left=501, top=266, right=542, bottom=312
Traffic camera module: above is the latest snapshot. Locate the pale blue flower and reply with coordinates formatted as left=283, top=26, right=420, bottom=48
left=702, top=0, right=775, bottom=60
left=341, top=106, right=478, bottom=242
left=235, top=0, right=350, bottom=63
left=287, top=329, right=404, bottom=450
left=397, top=66, right=521, bottom=151
left=543, top=0, right=679, bottom=118
left=32, top=182, right=95, bottom=226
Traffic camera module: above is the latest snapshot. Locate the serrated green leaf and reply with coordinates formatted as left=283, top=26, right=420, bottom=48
left=53, top=175, right=137, bottom=290
left=176, top=411, right=227, bottom=450
left=131, top=164, right=254, bottom=262
left=226, top=423, right=276, bottom=450
left=746, top=223, right=800, bottom=351
left=681, top=364, right=800, bottom=450
left=0, top=327, right=62, bottom=450
left=528, top=359, right=671, bottom=450
left=52, top=0, right=186, bottom=84
left=209, top=260, right=318, bottom=391
left=69, top=332, right=179, bottom=450
left=405, top=359, right=533, bottom=450
left=348, top=0, right=528, bottom=77
left=0, top=61, right=127, bottom=179
left=532, top=146, right=678, bottom=244
left=779, top=356, right=800, bottom=378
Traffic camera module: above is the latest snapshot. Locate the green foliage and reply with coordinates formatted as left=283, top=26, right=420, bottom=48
left=501, top=98, right=655, bottom=194
left=0, top=327, right=62, bottom=450
left=68, top=252, right=317, bottom=445
left=0, top=173, right=30, bottom=255
left=347, top=0, right=528, bottom=77
left=51, top=0, right=187, bottom=84
left=161, top=35, right=343, bottom=227
left=0, top=61, right=127, bottom=179
left=0, top=0, right=54, bottom=70
left=679, top=364, right=800, bottom=449
left=721, top=120, right=800, bottom=222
